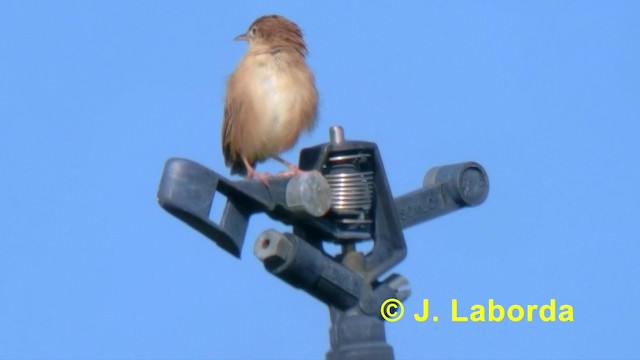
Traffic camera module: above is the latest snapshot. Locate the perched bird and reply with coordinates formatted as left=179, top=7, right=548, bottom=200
left=222, top=15, right=318, bottom=183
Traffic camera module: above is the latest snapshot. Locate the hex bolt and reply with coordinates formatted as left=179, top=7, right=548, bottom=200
left=285, top=170, right=331, bottom=217
left=254, top=229, right=293, bottom=269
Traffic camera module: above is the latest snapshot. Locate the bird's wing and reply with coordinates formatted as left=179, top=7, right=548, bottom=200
left=222, top=78, right=251, bottom=175
left=221, top=98, right=234, bottom=166
left=222, top=71, right=241, bottom=164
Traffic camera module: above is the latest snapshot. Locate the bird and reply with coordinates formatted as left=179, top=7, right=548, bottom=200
left=222, top=14, right=318, bottom=184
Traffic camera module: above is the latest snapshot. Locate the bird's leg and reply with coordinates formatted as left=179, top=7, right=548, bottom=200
left=272, top=155, right=303, bottom=177
left=242, top=156, right=271, bottom=186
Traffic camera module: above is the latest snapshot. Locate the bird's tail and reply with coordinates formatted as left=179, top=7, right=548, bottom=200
left=229, top=159, right=252, bottom=176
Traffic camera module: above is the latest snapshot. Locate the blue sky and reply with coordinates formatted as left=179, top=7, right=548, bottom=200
left=1, top=1, right=639, bottom=359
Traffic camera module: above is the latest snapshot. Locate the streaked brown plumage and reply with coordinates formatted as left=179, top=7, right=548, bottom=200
left=222, top=15, right=318, bottom=181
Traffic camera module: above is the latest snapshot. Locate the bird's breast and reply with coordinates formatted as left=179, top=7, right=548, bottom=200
left=229, top=52, right=316, bottom=161
left=249, top=56, right=297, bottom=130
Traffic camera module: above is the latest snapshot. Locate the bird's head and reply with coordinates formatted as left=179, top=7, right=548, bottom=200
left=235, top=15, right=308, bottom=57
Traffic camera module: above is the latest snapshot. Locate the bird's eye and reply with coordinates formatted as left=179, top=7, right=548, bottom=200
left=251, top=27, right=257, bottom=36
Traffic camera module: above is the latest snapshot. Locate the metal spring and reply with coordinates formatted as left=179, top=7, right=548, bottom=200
left=325, top=153, right=374, bottom=224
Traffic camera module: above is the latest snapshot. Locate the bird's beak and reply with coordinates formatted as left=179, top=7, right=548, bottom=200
left=234, top=33, right=248, bottom=41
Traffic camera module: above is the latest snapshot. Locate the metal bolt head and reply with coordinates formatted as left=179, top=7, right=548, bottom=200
left=285, top=171, right=331, bottom=217
left=254, top=229, right=293, bottom=269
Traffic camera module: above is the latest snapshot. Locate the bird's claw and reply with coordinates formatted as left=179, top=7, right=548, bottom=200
left=275, top=164, right=303, bottom=177
left=246, top=170, right=272, bottom=186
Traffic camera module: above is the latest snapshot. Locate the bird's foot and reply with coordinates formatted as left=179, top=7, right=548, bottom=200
left=272, top=156, right=304, bottom=177
left=275, top=164, right=304, bottom=177
left=246, top=170, right=272, bottom=186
